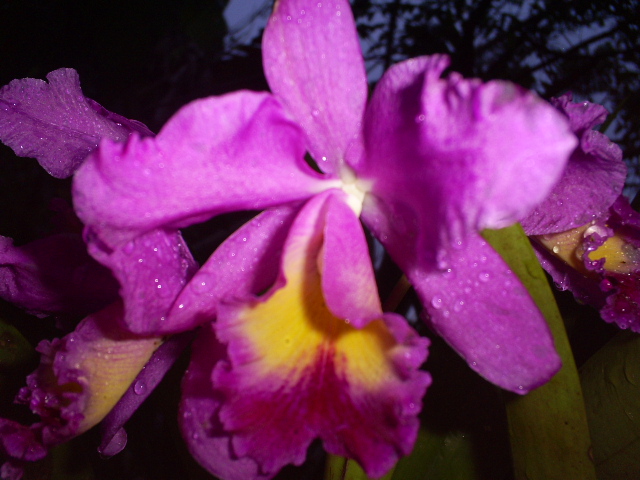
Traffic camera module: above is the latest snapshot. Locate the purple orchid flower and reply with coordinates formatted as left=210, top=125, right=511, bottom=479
left=522, top=93, right=640, bottom=331
left=0, top=68, right=152, bottom=178
left=0, top=69, right=197, bottom=477
left=70, top=0, right=577, bottom=477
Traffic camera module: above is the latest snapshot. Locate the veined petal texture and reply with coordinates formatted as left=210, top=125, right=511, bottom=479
left=360, top=55, right=576, bottom=265
left=73, top=91, right=327, bottom=247
left=406, top=232, right=561, bottom=392
left=168, top=205, right=300, bottom=330
left=0, top=302, right=161, bottom=463
left=263, top=0, right=367, bottom=174
left=522, top=93, right=626, bottom=235
left=0, top=68, right=152, bottom=178
left=86, top=228, right=198, bottom=335
left=181, top=191, right=430, bottom=479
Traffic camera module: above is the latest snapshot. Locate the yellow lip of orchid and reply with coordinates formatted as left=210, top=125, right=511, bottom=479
left=208, top=190, right=430, bottom=478
left=587, top=233, right=640, bottom=274
left=536, top=222, right=640, bottom=276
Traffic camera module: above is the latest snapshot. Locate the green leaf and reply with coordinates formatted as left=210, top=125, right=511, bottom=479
left=324, top=455, right=394, bottom=480
left=390, top=334, right=512, bottom=480
left=482, top=224, right=597, bottom=480
left=581, top=330, right=640, bottom=479
left=0, top=316, right=33, bottom=368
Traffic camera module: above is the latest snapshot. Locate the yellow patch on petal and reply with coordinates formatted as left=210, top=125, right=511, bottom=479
left=77, top=335, right=162, bottom=432
left=536, top=224, right=640, bottom=275
left=588, top=234, right=640, bottom=274
left=535, top=224, right=589, bottom=273
left=235, top=234, right=397, bottom=389
left=49, top=302, right=163, bottom=434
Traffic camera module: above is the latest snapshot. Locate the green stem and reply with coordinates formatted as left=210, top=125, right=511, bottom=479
left=482, top=224, right=597, bottom=480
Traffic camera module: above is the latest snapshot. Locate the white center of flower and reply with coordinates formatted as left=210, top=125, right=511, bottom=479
left=339, top=165, right=368, bottom=217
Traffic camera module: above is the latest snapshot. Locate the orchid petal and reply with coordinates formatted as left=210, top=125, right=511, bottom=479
left=359, top=55, right=576, bottom=264
left=179, top=323, right=266, bottom=480
left=263, top=0, right=367, bottom=174
left=210, top=191, right=430, bottom=478
left=0, top=68, right=152, bottom=178
left=0, top=234, right=118, bottom=318
left=0, top=420, right=47, bottom=462
left=73, top=91, right=328, bottom=247
left=321, top=192, right=382, bottom=326
left=406, top=232, right=560, bottom=393
left=522, top=93, right=626, bottom=235
left=99, top=330, right=195, bottom=456
left=168, top=205, right=300, bottom=330
left=86, top=228, right=198, bottom=335
left=3, top=302, right=161, bottom=459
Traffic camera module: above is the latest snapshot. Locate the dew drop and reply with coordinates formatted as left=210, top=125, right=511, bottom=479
left=134, top=381, right=146, bottom=395
left=479, top=272, right=490, bottom=282
left=431, top=296, right=443, bottom=309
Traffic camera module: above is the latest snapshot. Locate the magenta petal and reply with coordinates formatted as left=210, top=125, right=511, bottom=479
left=360, top=55, right=576, bottom=259
left=522, top=93, right=626, bottom=235
left=179, top=323, right=265, bottom=480
left=73, top=91, right=326, bottom=246
left=321, top=193, right=381, bottom=326
left=0, top=420, right=47, bottom=462
left=0, top=234, right=118, bottom=318
left=0, top=68, right=151, bottom=178
left=168, top=205, right=299, bottom=330
left=407, top=232, right=560, bottom=393
left=263, top=0, right=367, bottom=173
left=213, top=303, right=430, bottom=478
left=86, top=229, right=198, bottom=335
left=208, top=190, right=430, bottom=477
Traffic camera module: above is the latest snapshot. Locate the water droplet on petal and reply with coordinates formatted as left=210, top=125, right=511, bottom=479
left=134, top=381, right=146, bottom=395
left=453, top=300, right=465, bottom=312
left=479, top=272, right=490, bottom=282
left=431, top=296, right=443, bottom=309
